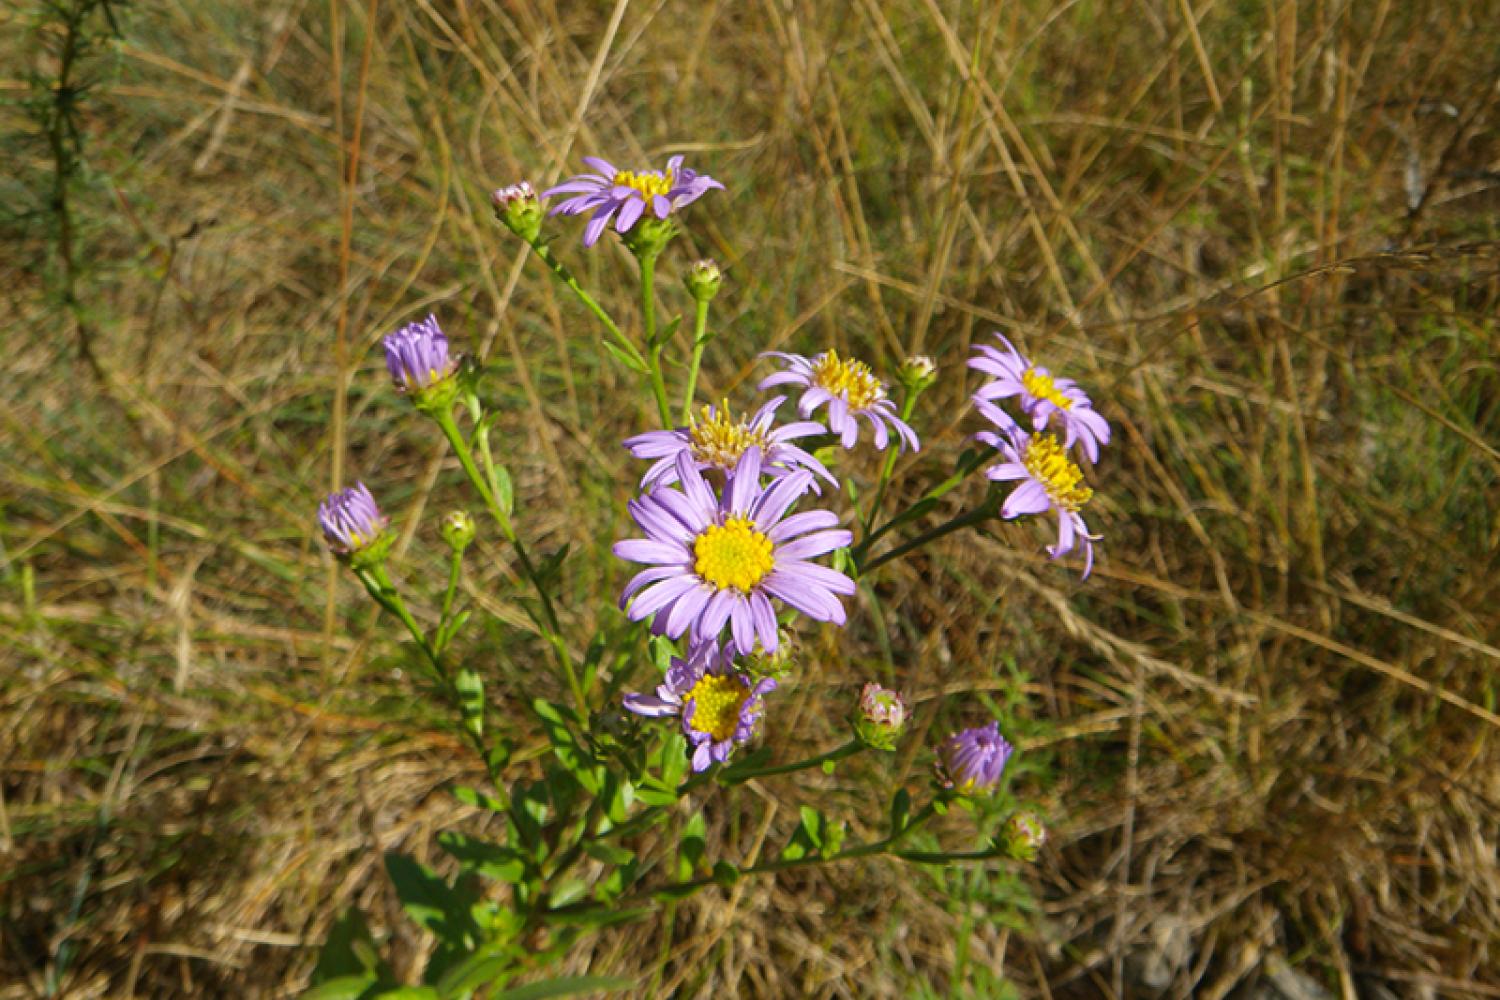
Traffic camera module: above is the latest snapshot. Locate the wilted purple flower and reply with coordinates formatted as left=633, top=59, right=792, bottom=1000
left=969, top=333, right=1111, bottom=462
left=758, top=350, right=919, bottom=452
left=936, top=721, right=1013, bottom=794
left=383, top=315, right=457, bottom=395
left=318, top=482, right=388, bottom=555
left=976, top=398, right=1099, bottom=578
left=624, top=397, right=835, bottom=492
left=613, top=448, right=854, bottom=655
left=543, top=155, right=724, bottom=248
left=624, top=639, right=775, bottom=772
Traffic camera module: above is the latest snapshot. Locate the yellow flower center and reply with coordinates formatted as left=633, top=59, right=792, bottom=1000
left=1023, top=434, right=1093, bottom=511
left=810, top=349, right=885, bottom=410
left=685, top=673, right=750, bottom=741
left=1021, top=367, right=1073, bottom=410
left=689, top=401, right=772, bottom=469
left=693, top=516, right=775, bottom=592
left=613, top=169, right=675, bottom=199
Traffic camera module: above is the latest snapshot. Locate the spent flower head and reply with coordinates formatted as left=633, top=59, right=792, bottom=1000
left=318, top=483, right=391, bottom=564
left=976, top=400, right=1100, bottom=578
left=759, top=350, right=920, bottom=453
left=623, top=639, right=775, bottom=771
left=491, top=181, right=544, bottom=243
left=624, top=397, right=836, bottom=493
left=543, top=154, right=724, bottom=249
left=935, top=720, right=1014, bottom=795
left=613, top=448, right=854, bottom=655
left=854, top=682, right=907, bottom=751
left=969, top=333, right=1111, bottom=462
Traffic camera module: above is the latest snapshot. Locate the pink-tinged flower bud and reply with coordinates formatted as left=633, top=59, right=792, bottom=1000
left=492, top=181, right=543, bottom=243
left=899, top=354, right=937, bottom=392
left=935, top=720, right=1013, bottom=795
left=1003, top=810, right=1046, bottom=861
left=854, top=682, right=906, bottom=751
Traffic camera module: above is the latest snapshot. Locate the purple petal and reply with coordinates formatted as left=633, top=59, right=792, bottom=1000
left=1001, top=480, right=1052, bottom=519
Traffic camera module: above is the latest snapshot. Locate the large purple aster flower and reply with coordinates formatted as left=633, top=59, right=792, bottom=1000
left=318, top=482, right=388, bottom=554
left=758, top=350, right=919, bottom=452
left=624, top=397, right=835, bottom=492
left=969, top=333, right=1111, bottom=462
left=935, top=721, right=1014, bottom=794
left=543, top=155, right=724, bottom=248
left=624, top=639, right=775, bottom=772
left=383, top=314, right=457, bottom=395
left=613, top=448, right=854, bottom=655
left=976, top=399, right=1099, bottom=578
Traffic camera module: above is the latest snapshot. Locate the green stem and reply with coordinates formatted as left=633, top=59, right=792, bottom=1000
left=638, top=252, right=673, bottom=426
left=861, top=390, right=921, bottom=537
left=857, top=493, right=999, bottom=576
left=718, top=740, right=863, bottom=785
left=436, top=548, right=462, bottom=651
left=529, top=240, right=645, bottom=370
left=850, top=446, right=997, bottom=565
left=679, top=298, right=711, bottom=423
left=433, top=409, right=586, bottom=713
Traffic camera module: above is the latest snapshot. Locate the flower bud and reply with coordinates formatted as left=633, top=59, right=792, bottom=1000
left=619, top=216, right=676, bottom=260
left=853, top=682, right=906, bottom=751
left=1002, top=810, right=1046, bottom=861
left=899, top=355, right=938, bottom=393
left=684, top=258, right=723, bottom=303
left=440, top=510, right=476, bottom=553
left=383, top=315, right=462, bottom=415
left=934, top=720, right=1013, bottom=795
left=492, top=181, right=544, bottom=243
left=318, top=483, right=393, bottom=567
left=741, top=628, right=796, bottom=680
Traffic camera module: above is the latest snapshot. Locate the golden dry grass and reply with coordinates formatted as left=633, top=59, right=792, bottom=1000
left=2, top=0, right=1499, bottom=997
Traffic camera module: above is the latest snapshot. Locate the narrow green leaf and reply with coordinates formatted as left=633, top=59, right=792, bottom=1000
left=601, top=339, right=650, bottom=375
left=493, top=975, right=635, bottom=1000
left=889, top=788, right=911, bottom=836
left=435, top=954, right=512, bottom=998
left=436, top=831, right=527, bottom=883
left=301, top=975, right=378, bottom=1000
left=455, top=667, right=484, bottom=740
left=491, top=463, right=514, bottom=518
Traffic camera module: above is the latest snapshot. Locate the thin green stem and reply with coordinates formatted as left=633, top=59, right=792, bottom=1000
left=433, top=409, right=586, bottom=712
left=850, top=446, right=997, bottom=565
left=637, top=252, right=673, bottom=425
left=861, top=390, right=921, bottom=537
left=857, top=494, right=999, bottom=576
left=529, top=240, right=644, bottom=369
left=679, top=298, right=711, bottom=423
left=438, top=548, right=462, bottom=639
left=719, top=740, right=863, bottom=785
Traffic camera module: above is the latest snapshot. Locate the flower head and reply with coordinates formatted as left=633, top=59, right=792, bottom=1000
left=491, top=181, right=544, bottom=242
left=624, top=397, right=836, bottom=492
left=899, top=354, right=938, bottom=393
left=969, top=333, right=1111, bottom=462
left=935, top=721, right=1014, bottom=795
left=613, top=448, right=855, bottom=655
left=623, top=639, right=775, bottom=771
left=318, top=483, right=390, bottom=557
left=758, top=350, right=919, bottom=452
left=543, top=155, right=724, bottom=248
left=440, top=510, right=476, bottom=553
left=383, top=315, right=459, bottom=398
left=976, top=400, right=1099, bottom=578
left=854, top=682, right=907, bottom=751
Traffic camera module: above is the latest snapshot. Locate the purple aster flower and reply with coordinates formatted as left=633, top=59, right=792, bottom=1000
left=968, top=333, right=1111, bottom=462
left=318, top=482, right=388, bottom=554
left=758, top=350, right=919, bottom=452
left=623, top=397, right=836, bottom=492
left=382, top=314, right=457, bottom=395
left=613, top=447, right=855, bottom=655
left=935, top=721, right=1014, bottom=794
left=542, top=155, right=724, bottom=248
left=623, top=639, right=775, bottom=772
left=976, top=399, right=1099, bottom=578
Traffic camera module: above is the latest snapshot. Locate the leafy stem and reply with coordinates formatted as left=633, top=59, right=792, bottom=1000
left=860, top=389, right=921, bottom=538
left=679, top=297, right=711, bottom=424
left=527, top=238, right=645, bottom=371
left=637, top=251, right=673, bottom=426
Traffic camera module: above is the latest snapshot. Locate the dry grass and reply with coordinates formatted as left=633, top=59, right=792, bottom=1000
left=2, top=0, right=1498, bottom=996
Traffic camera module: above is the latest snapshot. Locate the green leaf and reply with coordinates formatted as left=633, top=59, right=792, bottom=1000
left=889, top=788, right=911, bottom=836
left=799, top=805, right=824, bottom=848
left=549, top=904, right=652, bottom=928
left=302, top=975, right=379, bottom=1000
left=451, top=785, right=506, bottom=813
left=455, top=668, right=484, bottom=740
left=582, top=840, right=634, bottom=866
left=310, top=908, right=387, bottom=987
left=437, top=831, right=527, bottom=883
left=601, top=339, right=650, bottom=375
left=435, top=953, right=513, bottom=998
left=492, top=975, right=635, bottom=1000
left=374, top=989, right=440, bottom=999
left=678, top=811, right=706, bottom=880
left=649, top=636, right=675, bottom=674
left=651, top=315, right=683, bottom=349
left=383, top=854, right=480, bottom=984
left=711, top=861, right=740, bottom=886
left=491, top=463, right=514, bottom=518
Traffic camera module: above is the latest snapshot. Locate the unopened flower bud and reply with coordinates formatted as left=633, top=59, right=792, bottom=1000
left=318, top=483, right=393, bottom=568
left=383, top=315, right=461, bottom=415
left=1003, top=810, right=1046, bottom=861
left=742, top=629, right=796, bottom=680
left=899, top=355, right=938, bottom=393
left=854, top=682, right=906, bottom=751
left=492, top=181, right=544, bottom=243
left=935, top=720, right=1013, bottom=795
left=440, top=510, right=476, bottom=553
left=684, top=258, right=723, bottom=303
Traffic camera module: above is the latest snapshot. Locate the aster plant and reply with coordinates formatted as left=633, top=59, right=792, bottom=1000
left=304, top=144, right=1102, bottom=997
